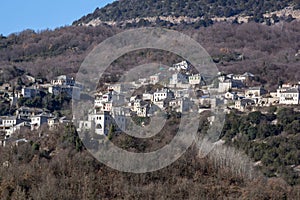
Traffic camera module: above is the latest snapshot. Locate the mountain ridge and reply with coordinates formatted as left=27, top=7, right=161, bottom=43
left=73, top=0, right=300, bottom=27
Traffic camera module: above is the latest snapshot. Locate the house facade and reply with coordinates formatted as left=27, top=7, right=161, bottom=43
left=78, top=109, right=126, bottom=135
left=218, top=80, right=232, bottom=93
left=153, top=88, right=174, bottom=102
left=235, top=99, right=256, bottom=111
left=51, top=75, right=75, bottom=86
left=279, top=88, right=300, bottom=105
left=189, top=74, right=202, bottom=85
left=16, top=106, right=44, bottom=119
left=245, top=87, right=266, bottom=98
left=30, top=114, right=51, bottom=130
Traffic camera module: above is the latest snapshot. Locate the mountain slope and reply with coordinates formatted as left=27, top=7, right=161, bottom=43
left=73, top=0, right=300, bottom=26
left=1, top=21, right=299, bottom=88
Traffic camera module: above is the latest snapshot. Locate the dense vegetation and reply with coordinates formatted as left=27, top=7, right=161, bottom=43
left=221, top=107, right=300, bottom=185
left=0, top=21, right=299, bottom=90
left=0, top=124, right=299, bottom=199
left=0, top=25, right=118, bottom=80
left=74, top=0, right=299, bottom=25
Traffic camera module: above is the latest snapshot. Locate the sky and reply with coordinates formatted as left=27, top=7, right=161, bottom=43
left=0, top=0, right=114, bottom=36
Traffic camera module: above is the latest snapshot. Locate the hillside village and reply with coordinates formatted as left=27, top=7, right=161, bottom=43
left=77, top=61, right=300, bottom=137
left=0, top=60, right=299, bottom=145
left=0, top=75, right=82, bottom=146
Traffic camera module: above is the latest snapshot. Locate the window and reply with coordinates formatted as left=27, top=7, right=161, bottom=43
left=96, top=124, right=102, bottom=129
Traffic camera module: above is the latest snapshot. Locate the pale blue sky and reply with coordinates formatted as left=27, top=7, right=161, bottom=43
left=0, top=0, right=114, bottom=36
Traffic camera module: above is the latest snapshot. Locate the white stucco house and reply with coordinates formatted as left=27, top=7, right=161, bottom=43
left=51, top=75, right=75, bottom=86
left=80, top=111, right=112, bottom=135
left=169, top=61, right=189, bottom=71
left=189, top=74, right=203, bottom=85
left=78, top=109, right=126, bottom=136
left=279, top=88, right=299, bottom=105
left=245, top=87, right=267, bottom=98
left=218, top=80, right=232, bottom=93
left=153, top=88, right=174, bottom=102
left=30, top=113, right=52, bottom=130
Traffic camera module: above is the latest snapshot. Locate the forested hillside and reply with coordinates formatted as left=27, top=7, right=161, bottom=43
left=1, top=21, right=299, bottom=89
left=0, top=25, right=118, bottom=81
left=74, top=0, right=300, bottom=26
left=0, top=124, right=299, bottom=199
left=1, top=1, right=299, bottom=86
